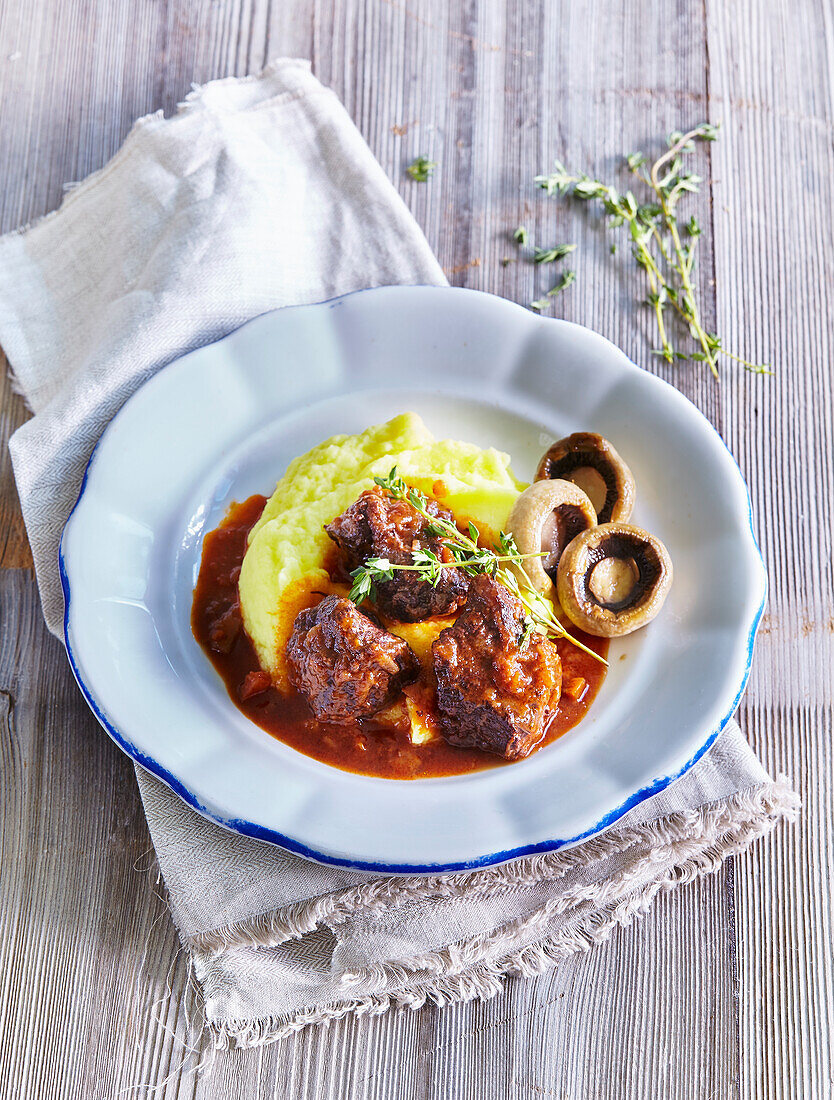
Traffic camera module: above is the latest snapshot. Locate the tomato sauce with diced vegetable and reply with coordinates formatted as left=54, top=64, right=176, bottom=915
left=191, top=496, right=608, bottom=779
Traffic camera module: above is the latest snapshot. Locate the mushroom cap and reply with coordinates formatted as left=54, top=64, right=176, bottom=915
left=556, top=522, right=673, bottom=637
left=536, top=432, right=636, bottom=524
left=507, top=480, right=597, bottom=597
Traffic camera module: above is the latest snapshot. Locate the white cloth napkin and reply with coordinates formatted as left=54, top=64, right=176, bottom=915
left=1, top=59, right=797, bottom=1048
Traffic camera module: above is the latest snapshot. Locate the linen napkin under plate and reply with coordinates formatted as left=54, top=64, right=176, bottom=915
left=1, top=59, right=798, bottom=1048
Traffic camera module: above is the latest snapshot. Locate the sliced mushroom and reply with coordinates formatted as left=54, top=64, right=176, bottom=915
left=536, top=432, right=635, bottom=524
left=556, top=522, right=672, bottom=637
left=507, top=480, right=597, bottom=595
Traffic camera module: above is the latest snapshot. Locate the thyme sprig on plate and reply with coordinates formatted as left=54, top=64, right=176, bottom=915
left=348, top=469, right=606, bottom=665
left=535, top=123, right=771, bottom=377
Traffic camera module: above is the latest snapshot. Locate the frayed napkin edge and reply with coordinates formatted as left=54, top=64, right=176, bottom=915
left=188, top=775, right=799, bottom=957
left=192, top=774, right=800, bottom=1047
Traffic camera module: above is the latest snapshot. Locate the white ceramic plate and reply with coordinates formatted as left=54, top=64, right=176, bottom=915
left=60, top=286, right=766, bottom=872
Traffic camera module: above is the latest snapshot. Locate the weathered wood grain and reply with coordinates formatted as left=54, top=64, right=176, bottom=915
left=0, top=355, right=32, bottom=570
left=0, top=0, right=829, bottom=1096
left=706, top=4, right=834, bottom=1098
left=0, top=569, right=740, bottom=1100
left=0, top=571, right=188, bottom=1100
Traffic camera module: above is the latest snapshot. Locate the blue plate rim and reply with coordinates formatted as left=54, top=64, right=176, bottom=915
left=58, top=284, right=767, bottom=873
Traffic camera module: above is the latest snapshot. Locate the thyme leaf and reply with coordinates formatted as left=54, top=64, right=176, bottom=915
left=549, top=269, right=576, bottom=295
left=533, top=243, right=577, bottom=264
left=406, top=155, right=437, bottom=182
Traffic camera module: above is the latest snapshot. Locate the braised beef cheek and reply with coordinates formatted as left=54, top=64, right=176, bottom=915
left=325, top=487, right=469, bottom=621
left=432, top=575, right=562, bottom=760
left=286, top=594, right=418, bottom=724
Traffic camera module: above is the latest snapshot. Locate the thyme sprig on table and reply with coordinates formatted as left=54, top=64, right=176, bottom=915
left=348, top=469, right=606, bottom=665
left=534, top=123, right=771, bottom=377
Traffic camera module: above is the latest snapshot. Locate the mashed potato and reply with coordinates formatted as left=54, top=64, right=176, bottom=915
left=238, top=413, right=525, bottom=688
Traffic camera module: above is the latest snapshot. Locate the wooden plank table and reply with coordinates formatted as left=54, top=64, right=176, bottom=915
left=0, top=1, right=831, bottom=1096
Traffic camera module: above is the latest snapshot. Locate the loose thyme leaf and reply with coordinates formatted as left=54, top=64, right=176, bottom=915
left=533, top=243, right=577, bottom=264
left=548, top=270, right=576, bottom=295
left=406, top=155, right=437, bottom=182
left=513, top=226, right=529, bottom=245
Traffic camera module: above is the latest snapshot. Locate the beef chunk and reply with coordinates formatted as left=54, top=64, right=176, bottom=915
left=325, top=487, right=469, bottom=621
left=286, top=595, right=418, bottom=723
left=432, top=575, right=562, bottom=759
